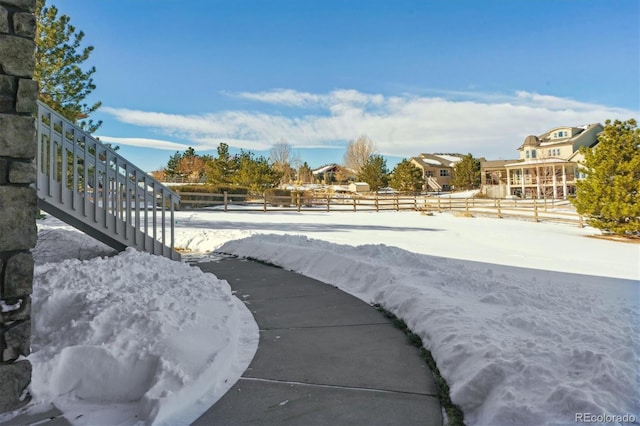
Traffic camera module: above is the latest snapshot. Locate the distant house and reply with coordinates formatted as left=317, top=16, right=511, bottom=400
left=410, top=153, right=463, bottom=192
left=312, top=164, right=356, bottom=184
left=481, top=123, right=603, bottom=198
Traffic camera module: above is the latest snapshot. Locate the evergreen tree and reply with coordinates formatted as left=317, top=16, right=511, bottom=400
left=165, top=151, right=182, bottom=179
left=232, top=150, right=281, bottom=193
left=390, top=159, right=423, bottom=192
left=358, top=155, right=388, bottom=192
left=451, top=153, right=481, bottom=190
left=571, top=119, right=640, bottom=235
left=35, top=0, right=102, bottom=132
left=205, top=143, right=236, bottom=185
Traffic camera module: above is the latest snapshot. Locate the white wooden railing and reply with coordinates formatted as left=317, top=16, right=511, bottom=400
left=35, top=101, right=181, bottom=260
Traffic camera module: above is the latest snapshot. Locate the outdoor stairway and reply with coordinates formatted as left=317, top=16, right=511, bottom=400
left=35, top=101, right=181, bottom=260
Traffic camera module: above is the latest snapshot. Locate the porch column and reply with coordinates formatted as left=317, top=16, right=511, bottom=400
left=562, top=165, right=567, bottom=199
left=535, top=166, right=541, bottom=199
left=520, top=167, right=525, bottom=196
left=552, top=165, right=557, bottom=199
left=506, top=169, right=511, bottom=195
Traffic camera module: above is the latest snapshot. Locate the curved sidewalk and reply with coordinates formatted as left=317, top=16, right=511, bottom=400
left=193, top=256, right=442, bottom=426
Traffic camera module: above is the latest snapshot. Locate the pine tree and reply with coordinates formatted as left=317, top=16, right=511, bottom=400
left=571, top=119, right=640, bottom=235
left=452, top=153, right=481, bottom=190
left=35, top=0, right=102, bottom=132
left=358, top=155, right=388, bottom=192
left=165, top=151, right=182, bottom=180
left=390, top=159, right=423, bottom=192
left=205, top=143, right=236, bottom=185
left=232, top=150, right=281, bottom=193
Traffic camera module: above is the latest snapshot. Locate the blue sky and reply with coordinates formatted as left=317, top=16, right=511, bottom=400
left=53, top=0, right=639, bottom=172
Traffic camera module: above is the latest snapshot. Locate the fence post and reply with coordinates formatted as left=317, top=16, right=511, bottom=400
left=534, top=199, right=539, bottom=222
left=544, top=197, right=547, bottom=212
left=414, top=195, right=418, bottom=210
left=497, top=199, right=502, bottom=218
left=578, top=215, right=584, bottom=228
left=263, top=193, right=267, bottom=212
left=449, top=195, right=452, bottom=210
left=375, top=194, right=379, bottom=212
left=395, top=194, right=399, bottom=211
left=465, top=198, right=469, bottom=214
left=353, top=197, right=356, bottom=212
left=297, top=192, right=301, bottom=212
left=224, top=191, right=228, bottom=212
left=326, top=195, right=330, bottom=212
left=438, top=197, right=442, bottom=213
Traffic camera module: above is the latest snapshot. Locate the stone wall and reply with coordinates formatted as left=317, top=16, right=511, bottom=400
left=0, top=0, right=37, bottom=413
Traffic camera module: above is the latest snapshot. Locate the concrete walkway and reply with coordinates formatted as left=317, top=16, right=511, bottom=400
left=193, top=256, right=442, bottom=426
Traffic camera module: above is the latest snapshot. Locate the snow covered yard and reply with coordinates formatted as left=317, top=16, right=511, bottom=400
left=2, top=210, right=638, bottom=425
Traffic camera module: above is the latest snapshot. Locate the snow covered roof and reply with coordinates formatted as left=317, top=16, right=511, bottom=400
left=312, top=164, right=339, bottom=175
left=436, top=154, right=463, bottom=165
left=421, top=158, right=441, bottom=166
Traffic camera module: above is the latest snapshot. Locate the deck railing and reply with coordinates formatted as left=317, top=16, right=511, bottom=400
left=35, top=101, right=181, bottom=260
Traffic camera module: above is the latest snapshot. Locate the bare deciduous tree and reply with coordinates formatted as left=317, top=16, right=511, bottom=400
left=344, top=135, right=375, bottom=175
left=270, top=142, right=297, bottom=184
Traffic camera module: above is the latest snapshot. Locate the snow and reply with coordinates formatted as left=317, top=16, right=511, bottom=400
left=2, top=210, right=638, bottom=425
left=421, top=158, right=442, bottom=165
left=436, top=154, right=463, bottom=165
left=2, top=218, right=259, bottom=426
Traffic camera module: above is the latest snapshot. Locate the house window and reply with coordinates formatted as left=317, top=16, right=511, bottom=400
left=426, top=170, right=434, bottom=177
left=526, top=151, right=530, bottom=159
left=531, top=150, right=537, bottom=158
left=440, top=169, right=449, bottom=177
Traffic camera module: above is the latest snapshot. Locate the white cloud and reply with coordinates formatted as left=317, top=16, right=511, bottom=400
left=95, top=136, right=208, bottom=151
left=101, top=90, right=638, bottom=160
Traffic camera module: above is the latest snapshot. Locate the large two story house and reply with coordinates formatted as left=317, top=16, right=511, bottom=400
left=481, top=123, right=603, bottom=198
left=410, top=153, right=463, bottom=192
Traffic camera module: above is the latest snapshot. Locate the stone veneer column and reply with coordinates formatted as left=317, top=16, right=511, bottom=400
left=0, top=0, right=38, bottom=413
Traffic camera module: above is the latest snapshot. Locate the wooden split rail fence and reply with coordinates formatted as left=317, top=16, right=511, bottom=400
left=176, top=191, right=585, bottom=227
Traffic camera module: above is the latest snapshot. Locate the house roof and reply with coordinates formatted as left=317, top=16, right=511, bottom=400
left=505, top=158, right=573, bottom=167
left=518, top=123, right=601, bottom=150
left=312, top=164, right=339, bottom=175
left=411, top=153, right=463, bottom=169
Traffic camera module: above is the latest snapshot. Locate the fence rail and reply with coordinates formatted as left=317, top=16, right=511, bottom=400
left=35, top=101, right=181, bottom=259
left=175, top=190, right=584, bottom=226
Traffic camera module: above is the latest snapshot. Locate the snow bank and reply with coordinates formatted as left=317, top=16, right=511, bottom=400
left=25, top=248, right=258, bottom=426
left=219, top=234, right=640, bottom=426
